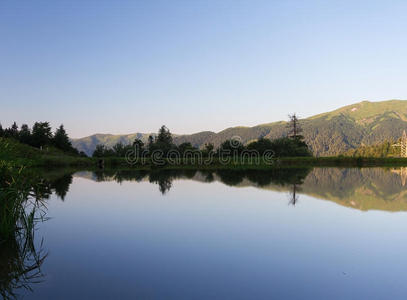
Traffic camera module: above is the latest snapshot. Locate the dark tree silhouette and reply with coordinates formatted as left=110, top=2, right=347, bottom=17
left=147, top=135, right=154, bottom=149
left=9, top=122, right=19, bottom=138
left=203, top=143, right=214, bottom=157
left=148, top=125, right=175, bottom=155
left=53, top=125, right=72, bottom=152
left=19, top=124, right=31, bottom=145
left=217, top=139, right=244, bottom=155
left=133, top=138, right=144, bottom=148
left=288, top=113, right=303, bottom=139
left=156, top=125, right=173, bottom=145
left=31, top=122, right=52, bottom=148
left=112, top=142, right=126, bottom=157
left=51, top=174, right=73, bottom=201
left=133, top=138, right=145, bottom=157
left=178, top=142, right=195, bottom=154
left=246, top=137, right=274, bottom=155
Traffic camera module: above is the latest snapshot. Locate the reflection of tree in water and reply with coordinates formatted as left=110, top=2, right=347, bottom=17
left=149, top=170, right=197, bottom=194
left=93, top=169, right=117, bottom=182
left=288, top=184, right=300, bottom=206
left=216, top=168, right=311, bottom=188
left=92, top=169, right=201, bottom=195
left=89, top=168, right=311, bottom=196
left=73, top=167, right=407, bottom=210
left=158, top=178, right=172, bottom=195
left=93, top=169, right=150, bottom=184
left=214, top=169, right=310, bottom=206
left=200, top=171, right=215, bottom=183
left=18, top=171, right=75, bottom=202
left=216, top=170, right=245, bottom=186
left=114, top=170, right=149, bottom=183
left=51, top=174, right=72, bottom=200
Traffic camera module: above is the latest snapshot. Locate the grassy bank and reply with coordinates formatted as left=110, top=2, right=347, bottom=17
left=0, top=138, right=93, bottom=168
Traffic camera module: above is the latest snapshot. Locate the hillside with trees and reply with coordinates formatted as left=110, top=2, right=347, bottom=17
left=0, top=121, right=84, bottom=155
left=92, top=124, right=312, bottom=159
left=0, top=122, right=91, bottom=167
left=71, top=100, right=407, bottom=157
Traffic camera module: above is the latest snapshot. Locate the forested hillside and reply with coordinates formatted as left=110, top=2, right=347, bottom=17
left=72, top=100, right=407, bottom=156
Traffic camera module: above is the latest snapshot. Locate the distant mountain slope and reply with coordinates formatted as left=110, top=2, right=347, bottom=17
left=72, top=100, right=407, bottom=156
left=72, top=133, right=153, bottom=156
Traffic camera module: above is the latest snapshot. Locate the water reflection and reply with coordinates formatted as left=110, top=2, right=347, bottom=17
left=87, top=168, right=311, bottom=195
left=0, top=170, right=76, bottom=298
left=288, top=183, right=300, bottom=206
left=74, top=167, right=407, bottom=211
left=0, top=236, right=47, bottom=299
left=302, top=168, right=407, bottom=211
left=3, top=167, right=407, bottom=298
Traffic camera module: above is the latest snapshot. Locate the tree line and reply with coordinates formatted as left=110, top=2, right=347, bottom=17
left=0, top=121, right=85, bottom=156
left=93, top=115, right=312, bottom=158
left=344, top=140, right=399, bottom=157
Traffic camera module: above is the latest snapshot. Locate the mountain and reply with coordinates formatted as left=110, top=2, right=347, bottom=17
left=72, top=133, right=153, bottom=156
left=72, top=99, right=407, bottom=156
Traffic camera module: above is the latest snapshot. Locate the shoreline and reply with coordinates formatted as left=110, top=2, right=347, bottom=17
left=6, top=156, right=407, bottom=170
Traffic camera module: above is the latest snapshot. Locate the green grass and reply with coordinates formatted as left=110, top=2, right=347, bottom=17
left=309, top=99, right=407, bottom=121
left=0, top=138, right=93, bottom=167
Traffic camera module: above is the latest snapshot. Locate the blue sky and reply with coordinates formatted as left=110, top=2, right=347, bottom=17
left=1, top=0, right=407, bottom=138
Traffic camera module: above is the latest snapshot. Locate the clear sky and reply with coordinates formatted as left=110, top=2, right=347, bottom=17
left=1, top=0, right=407, bottom=138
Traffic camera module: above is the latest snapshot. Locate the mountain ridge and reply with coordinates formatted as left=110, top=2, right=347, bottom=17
left=72, top=99, right=407, bottom=156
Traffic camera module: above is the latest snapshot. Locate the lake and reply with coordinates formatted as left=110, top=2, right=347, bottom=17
left=4, top=167, right=407, bottom=299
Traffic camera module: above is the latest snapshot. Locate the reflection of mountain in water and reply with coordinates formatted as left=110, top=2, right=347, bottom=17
left=302, top=168, right=407, bottom=211
left=74, top=167, right=407, bottom=212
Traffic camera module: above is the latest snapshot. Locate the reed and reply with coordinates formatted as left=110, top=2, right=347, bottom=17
left=0, top=162, right=48, bottom=299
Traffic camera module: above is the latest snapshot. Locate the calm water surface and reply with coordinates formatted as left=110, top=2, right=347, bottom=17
left=7, top=168, right=407, bottom=299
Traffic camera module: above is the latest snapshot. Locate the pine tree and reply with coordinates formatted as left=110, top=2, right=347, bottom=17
left=156, top=125, right=173, bottom=145
left=53, top=124, right=72, bottom=151
left=19, top=124, right=32, bottom=145
left=147, top=135, right=155, bottom=149
left=32, top=122, right=53, bottom=148
left=93, top=144, right=106, bottom=157
left=112, top=142, right=126, bottom=157
left=10, top=122, right=19, bottom=138
left=133, top=138, right=145, bottom=157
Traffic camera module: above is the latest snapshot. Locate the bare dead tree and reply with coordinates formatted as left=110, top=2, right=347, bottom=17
left=287, top=113, right=303, bottom=139
left=288, top=183, right=299, bottom=206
